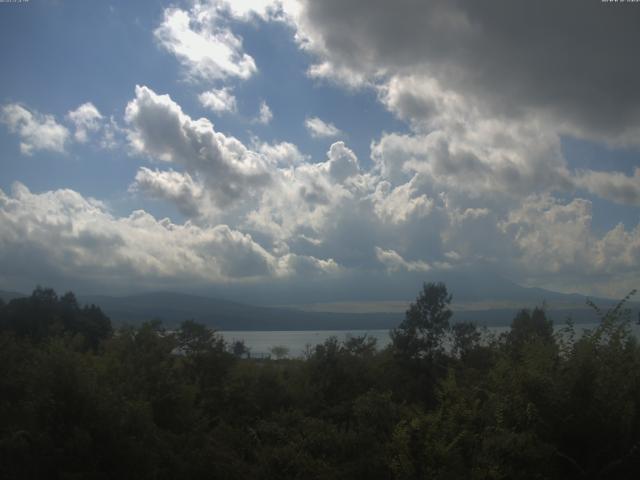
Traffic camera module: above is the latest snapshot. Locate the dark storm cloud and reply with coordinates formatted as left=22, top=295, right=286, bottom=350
left=300, top=0, right=640, bottom=143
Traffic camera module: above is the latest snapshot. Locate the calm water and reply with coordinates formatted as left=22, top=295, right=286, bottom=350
left=221, top=329, right=393, bottom=357
left=221, top=322, right=640, bottom=358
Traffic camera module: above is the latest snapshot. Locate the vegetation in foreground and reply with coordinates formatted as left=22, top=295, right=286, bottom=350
left=1, top=284, right=639, bottom=479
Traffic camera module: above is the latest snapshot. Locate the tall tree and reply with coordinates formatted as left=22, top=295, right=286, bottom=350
left=391, top=282, right=453, bottom=361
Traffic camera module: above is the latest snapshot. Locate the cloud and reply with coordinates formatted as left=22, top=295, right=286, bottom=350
left=213, top=0, right=294, bottom=21
left=257, top=140, right=308, bottom=166
left=198, top=87, right=237, bottom=113
left=0, top=104, right=69, bottom=155
left=326, top=141, right=358, bottom=181
left=305, top=116, right=341, bottom=138
left=371, top=177, right=433, bottom=225
left=120, top=89, right=639, bottom=295
left=154, top=6, right=257, bottom=81
left=0, top=182, right=339, bottom=290
left=369, top=106, right=573, bottom=201
left=125, top=85, right=272, bottom=209
left=292, top=0, right=640, bottom=146
left=500, top=195, right=640, bottom=280
left=375, top=247, right=430, bottom=273
left=0, top=82, right=621, bottom=297
left=255, top=100, right=273, bottom=124
left=372, top=75, right=640, bottom=212
left=243, top=141, right=361, bottom=244
left=67, top=102, right=103, bottom=143
left=99, top=116, right=125, bottom=150
left=130, top=167, right=205, bottom=218
left=575, top=168, right=640, bottom=206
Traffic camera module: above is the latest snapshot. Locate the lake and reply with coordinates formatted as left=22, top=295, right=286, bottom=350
left=220, top=322, right=639, bottom=358
left=221, top=329, right=393, bottom=357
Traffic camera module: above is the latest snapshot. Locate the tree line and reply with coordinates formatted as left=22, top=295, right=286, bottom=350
left=0, top=283, right=639, bottom=479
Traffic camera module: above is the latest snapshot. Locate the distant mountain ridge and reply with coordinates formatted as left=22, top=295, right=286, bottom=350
left=79, top=292, right=403, bottom=331
left=0, top=290, right=27, bottom=303
left=2, top=287, right=637, bottom=331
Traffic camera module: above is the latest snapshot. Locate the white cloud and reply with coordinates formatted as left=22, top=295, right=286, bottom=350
left=257, top=140, right=308, bottom=166
left=575, top=168, right=640, bottom=206
left=0, top=104, right=69, bottom=155
left=375, top=247, right=430, bottom=273
left=305, top=116, right=342, bottom=138
left=99, top=116, right=124, bottom=150
left=500, top=195, right=593, bottom=274
left=198, top=87, right=237, bottom=113
left=306, top=61, right=370, bottom=89
left=326, top=141, right=358, bottom=181
left=0, top=182, right=339, bottom=289
left=125, top=85, right=271, bottom=208
left=500, top=195, right=640, bottom=282
left=255, top=100, right=273, bottom=124
left=373, top=76, right=575, bottom=199
left=130, top=167, right=205, bottom=219
left=243, top=145, right=357, bottom=243
left=214, top=0, right=285, bottom=20
left=371, top=177, right=433, bottom=225
left=112, top=85, right=640, bottom=296
left=154, top=6, right=257, bottom=82
left=67, top=102, right=103, bottom=143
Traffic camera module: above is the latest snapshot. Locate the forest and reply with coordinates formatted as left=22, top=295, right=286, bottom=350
left=1, top=283, right=639, bottom=479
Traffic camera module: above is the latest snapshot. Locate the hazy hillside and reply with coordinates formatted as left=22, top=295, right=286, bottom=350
left=79, top=292, right=403, bottom=330
left=0, top=290, right=27, bottom=303
left=3, top=285, right=636, bottom=331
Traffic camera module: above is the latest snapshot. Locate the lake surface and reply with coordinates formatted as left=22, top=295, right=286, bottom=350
left=221, top=322, right=640, bottom=358
left=219, top=326, right=572, bottom=358
left=221, top=329, right=393, bottom=357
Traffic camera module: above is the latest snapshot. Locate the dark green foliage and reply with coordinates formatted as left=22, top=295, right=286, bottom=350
left=0, top=284, right=639, bottom=479
left=506, top=307, right=554, bottom=352
left=231, top=339, right=250, bottom=358
left=389, top=282, right=454, bottom=406
left=0, top=287, right=111, bottom=349
left=451, top=320, right=481, bottom=360
left=391, top=282, right=453, bottom=361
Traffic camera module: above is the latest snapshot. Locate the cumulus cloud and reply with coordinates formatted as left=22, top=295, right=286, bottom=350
left=257, top=140, right=308, bottom=166
left=243, top=141, right=361, bottom=244
left=371, top=178, right=433, bottom=225
left=67, top=102, right=103, bottom=143
left=369, top=73, right=640, bottom=214
left=130, top=167, right=205, bottom=218
left=0, top=182, right=339, bottom=290
left=500, top=195, right=640, bottom=281
left=154, top=6, right=257, bottom=81
left=305, top=116, right=341, bottom=138
left=255, top=100, right=273, bottom=124
left=99, top=116, right=125, bottom=150
left=198, top=87, right=237, bottom=113
left=375, top=247, right=430, bottom=273
left=369, top=107, right=573, bottom=201
left=217, top=0, right=299, bottom=21
left=0, top=104, right=69, bottom=155
left=293, top=0, right=640, bottom=146
left=575, top=168, right=640, bottom=207
left=125, top=85, right=271, bottom=209
left=120, top=89, right=639, bottom=296
left=286, top=1, right=640, bottom=224
left=4, top=1, right=638, bottom=299
left=326, top=141, right=358, bottom=181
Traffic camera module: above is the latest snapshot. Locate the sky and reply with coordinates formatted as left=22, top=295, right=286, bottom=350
left=0, top=0, right=639, bottom=305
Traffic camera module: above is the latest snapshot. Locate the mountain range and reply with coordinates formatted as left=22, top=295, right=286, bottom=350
left=1, top=276, right=637, bottom=330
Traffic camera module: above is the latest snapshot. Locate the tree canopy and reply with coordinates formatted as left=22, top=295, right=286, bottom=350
left=0, top=284, right=639, bottom=479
